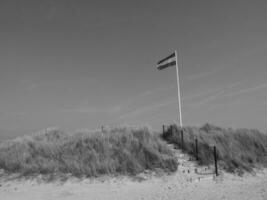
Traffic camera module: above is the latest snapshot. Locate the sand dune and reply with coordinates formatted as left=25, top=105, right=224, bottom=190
left=0, top=146, right=267, bottom=200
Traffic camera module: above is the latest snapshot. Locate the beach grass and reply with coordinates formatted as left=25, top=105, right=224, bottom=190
left=162, top=123, right=267, bottom=174
left=0, top=126, right=177, bottom=177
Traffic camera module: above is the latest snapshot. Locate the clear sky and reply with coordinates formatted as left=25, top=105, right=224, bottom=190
left=1, top=0, right=267, bottom=139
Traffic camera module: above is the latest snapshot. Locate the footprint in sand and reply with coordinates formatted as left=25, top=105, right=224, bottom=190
left=59, top=190, right=75, bottom=197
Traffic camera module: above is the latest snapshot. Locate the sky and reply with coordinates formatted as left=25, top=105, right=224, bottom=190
left=1, top=0, right=267, bottom=139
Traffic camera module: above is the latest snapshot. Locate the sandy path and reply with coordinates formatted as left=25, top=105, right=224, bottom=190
left=0, top=146, right=267, bottom=200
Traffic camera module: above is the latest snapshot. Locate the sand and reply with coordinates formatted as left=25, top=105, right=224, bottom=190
left=0, top=147, right=267, bottom=200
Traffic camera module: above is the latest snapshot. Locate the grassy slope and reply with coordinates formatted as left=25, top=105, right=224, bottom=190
left=0, top=126, right=177, bottom=177
left=162, top=123, right=267, bottom=174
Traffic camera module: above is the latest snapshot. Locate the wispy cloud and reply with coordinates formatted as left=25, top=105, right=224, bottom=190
left=24, top=78, right=97, bottom=91
left=113, top=98, right=177, bottom=121
left=60, top=81, right=264, bottom=120
left=0, top=111, right=26, bottom=120
left=206, top=99, right=247, bottom=111
left=24, top=80, right=63, bottom=91
left=112, top=82, right=244, bottom=121
left=120, top=89, right=155, bottom=107
left=110, top=85, right=176, bottom=115
left=25, top=83, right=42, bottom=91
left=183, top=82, right=242, bottom=107
left=185, top=68, right=222, bottom=80
left=221, top=83, right=267, bottom=98
left=190, top=82, right=267, bottom=110
left=59, top=105, right=128, bottom=115
left=59, top=107, right=105, bottom=114
left=183, top=88, right=225, bottom=102
left=185, top=90, right=226, bottom=107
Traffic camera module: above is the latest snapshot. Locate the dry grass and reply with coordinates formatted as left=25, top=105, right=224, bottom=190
left=162, top=123, right=267, bottom=174
left=0, top=126, right=177, bottom=177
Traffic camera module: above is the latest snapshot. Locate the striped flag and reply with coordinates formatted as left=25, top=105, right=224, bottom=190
left=156, top=50, right=183, bottom=127
left=157, top=52, right=176, bottom=70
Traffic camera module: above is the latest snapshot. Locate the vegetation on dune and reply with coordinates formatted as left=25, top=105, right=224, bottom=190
left=162, top=123, right=267, bottom=174
left=0, top=126, right=177, bottom=177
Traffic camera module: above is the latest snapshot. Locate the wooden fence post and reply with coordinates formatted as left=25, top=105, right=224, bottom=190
left=181, top=130, right=184, bottom=151
left=214, top=146, right=218, bottom=176
left=195, top=138, right=198, bottom=161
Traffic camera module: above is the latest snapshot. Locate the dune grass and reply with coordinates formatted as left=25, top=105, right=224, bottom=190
left=0, top=126, right=177, bottom=177
left=162, top=123, right=267, bottom=174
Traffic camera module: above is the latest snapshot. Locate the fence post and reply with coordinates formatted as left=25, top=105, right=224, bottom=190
left=195, top=138, right=198, bottom=160
left=181, top=130, right=184, bottom=151
left=214, top=146, right=218, bottom=176
left=101, top=125, right=104, bottom=132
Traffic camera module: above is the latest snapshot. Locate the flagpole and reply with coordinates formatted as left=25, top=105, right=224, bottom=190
left=175, top=50, right=183, bottom=127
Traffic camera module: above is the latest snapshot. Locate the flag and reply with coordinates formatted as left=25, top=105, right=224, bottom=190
left=157, top=52, right=176, bottom=70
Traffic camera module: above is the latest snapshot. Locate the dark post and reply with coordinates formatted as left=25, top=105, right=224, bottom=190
left=101, top=125, right=104, bottom=132
left=214, top=146, right=218, bottom=176
left=195, top=138, right=198, bottom=160
left=170, top=125, right=173, bottom=135
left=181, top=130, right=184, bottom=151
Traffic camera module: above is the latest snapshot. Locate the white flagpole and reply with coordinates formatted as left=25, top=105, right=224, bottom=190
left=175, top=50, right=183, bottom=127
